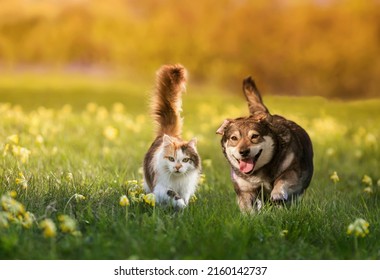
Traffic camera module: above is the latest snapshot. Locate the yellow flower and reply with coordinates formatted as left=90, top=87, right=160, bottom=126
left=39, top=218, right=57, bottom=238
left=58, top=215, right=77, bottom=234
left=7, top=134, right=19, bottom=144
left=362, top=175, right=373, bottom=186
left=12, top=146, right=31, bottom=163
left=326, top=148, right=335, bottom=157
left=1, top=194, right=25, bottom=216
left=86, top=102, right=98, bottom=113
left=35, top=135, right=44, bottom=145
left=198, top=173, right=206, bottom=185
left=119, top=195, right=130, bottom=207
left=365, top=133, right=377, bottom=147
left=74, top=193, right=86, bottom=202
left=189, top=194, right=197, bottom=203
left=103, top=126, right=118, bottom=141
left=330, top=171, right=339, bottom=184
left=127, top=181, right=144, bottom=202
left=143, top=193, right=155, bottom=207
left=112, top=102, right=125, bottom=113
left=15, top=172, right=28, bottom=190
left=280, top=229, right=289, bottom=237
left=347, top=218, right=370, bottom=238
left=363, top=187, right=373, bottom=194
left=0, top=212, right=9, bottom=228
left=66, top=172, right=74, bottom=181
left=202, top=159, right=213, bottom=168
left=9, top=190, right=17, bottom=198
left=22, top=211, right=35, bottom=229
left=3, top=143, right=10, bottom=156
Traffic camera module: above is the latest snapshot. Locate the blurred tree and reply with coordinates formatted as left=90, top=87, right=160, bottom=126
left=0, top=0, right=379, bottom=98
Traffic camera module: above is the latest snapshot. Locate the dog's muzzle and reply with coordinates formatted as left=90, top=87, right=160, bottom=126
left=235, top=149, right=263, bottom=174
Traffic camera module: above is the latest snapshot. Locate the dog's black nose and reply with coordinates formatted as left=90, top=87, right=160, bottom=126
left=239, top=148, right=250, bottom=157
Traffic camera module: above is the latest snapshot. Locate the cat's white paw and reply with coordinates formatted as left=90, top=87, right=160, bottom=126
left=174, top=198, right=186, bottom=209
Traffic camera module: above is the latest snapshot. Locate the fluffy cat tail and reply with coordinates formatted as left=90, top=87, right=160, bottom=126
left=151, top=64, right=187, bottom=138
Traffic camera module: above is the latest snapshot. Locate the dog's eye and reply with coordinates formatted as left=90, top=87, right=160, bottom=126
left=230, top=136, right=238, bottom=141
left=167, top=156, right=175, bottom=162
left=251, top=134, right=260, bottom=140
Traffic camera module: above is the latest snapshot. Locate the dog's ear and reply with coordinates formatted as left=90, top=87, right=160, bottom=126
left=252, top=111, right=273, bottom=123
left=242, top=77, right=270, bottom=116
left=216, top=119, right=231, bottom=135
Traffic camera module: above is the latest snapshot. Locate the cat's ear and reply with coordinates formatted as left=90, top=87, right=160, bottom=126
left=188, top=138, right=197, bottom=150
left=216, top=119, right=231, bottom=135
left=163, top=134, right=174, bottom=146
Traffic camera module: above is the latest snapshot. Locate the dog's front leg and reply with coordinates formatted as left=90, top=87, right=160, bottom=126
left=236, top=191, right=260, bottom=214
left=271, top=169, right=303, bottom=202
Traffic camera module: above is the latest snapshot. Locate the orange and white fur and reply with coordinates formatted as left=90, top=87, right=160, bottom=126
left=143, top=64, right=201, bottom=209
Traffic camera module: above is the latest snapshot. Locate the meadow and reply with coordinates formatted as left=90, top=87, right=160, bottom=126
left=0, top=74, right=379, bottom=260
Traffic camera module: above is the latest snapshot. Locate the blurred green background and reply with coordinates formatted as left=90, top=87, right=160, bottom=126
left=0, top=0, right=379, bottom=99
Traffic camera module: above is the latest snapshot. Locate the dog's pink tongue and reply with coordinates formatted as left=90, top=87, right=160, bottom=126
left=239, top=158, right=254, bottom=173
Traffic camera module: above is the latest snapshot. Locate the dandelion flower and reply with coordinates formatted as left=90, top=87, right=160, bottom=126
left=74, top=193, right=86, bottom=202
left=39, top=218, right=57, bottom=238
left=61, top=104, right=72, bottom=114
left=51, top=146, right=58, bottom=155
left=12, top=146, right=31, bottom=163
left=103, top=126, right=118, bottom=141
left=354, top=150, right=363, bottom=159
left=119, top=195, right=130, bottom=207
left=347, top=218, right=370, bottom=238
left=138, top=167, right=144, bottom=176
left=7, top=134, right=19, bottom=144
left=189, top=194, right=197, bottom=203
left=0, top=212, right=9, bottom=228
left=15, top=172, right=28, bottom=190
left=35, top=135, right=44, bottom=145
left=363, top=187, right=373, bottom=194
left=3, top=143, right=10, bottom=156
left=330, top=171, right=339, bottom=184
left=112, top=102, right=125, bottom=113
left=66, top=172, right=74, bottom=181
left=198, top=173, right=206, bottom=185
left=127, top=181, right=144, bottom=202
left=22, top=211, right=35, bottom=229
left=326, top=148, right=335, bottom=157
left=9, top=190, right=17, bottom=198
left=86, top=102, right=98, bottom=113
left=58, top=215, right=77, bottom=234
left=365, top=133, right=377, bottom=146
left=1, top=194, right=25, bottom=216
left=362, top=175, right=373, bottom=186
left=143, top=193, right=155, bottom=207
left=202, top=159, right=213, bottom=168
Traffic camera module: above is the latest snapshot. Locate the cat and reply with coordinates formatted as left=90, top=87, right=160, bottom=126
left=143, top=64, right=201, bottom=209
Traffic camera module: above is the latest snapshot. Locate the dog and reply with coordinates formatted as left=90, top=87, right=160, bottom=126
left=216, top=77, right=313, bottom=213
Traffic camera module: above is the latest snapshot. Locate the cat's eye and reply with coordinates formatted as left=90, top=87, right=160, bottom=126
left=182, top=158, right=190, bottom=163
left=167, top=156, right=175, bottom=162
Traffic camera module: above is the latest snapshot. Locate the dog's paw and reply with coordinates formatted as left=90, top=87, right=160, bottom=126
left=271, top=189, right=288, bottom=202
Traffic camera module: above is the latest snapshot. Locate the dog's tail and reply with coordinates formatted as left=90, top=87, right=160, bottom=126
left=242, top=77, right=270, bottom=116
left=151, top=64, right=187, bottom=138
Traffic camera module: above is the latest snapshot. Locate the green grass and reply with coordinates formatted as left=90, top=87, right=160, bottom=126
left=0, top=74, right=379, bottom=260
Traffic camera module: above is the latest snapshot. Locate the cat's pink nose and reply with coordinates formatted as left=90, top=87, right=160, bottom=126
left=175, top=164, right=182, bottom=171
